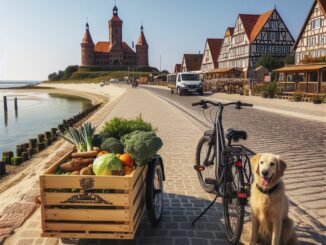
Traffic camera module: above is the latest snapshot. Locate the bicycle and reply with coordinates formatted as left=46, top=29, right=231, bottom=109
left=192, top=100, right=255, bottom=244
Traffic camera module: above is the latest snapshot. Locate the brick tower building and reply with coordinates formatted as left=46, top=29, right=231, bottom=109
left=136, top=25, right=149, bottom=67
left=80, top=4, right=149, bottom=67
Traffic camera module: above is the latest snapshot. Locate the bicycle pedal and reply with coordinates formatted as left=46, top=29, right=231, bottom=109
left=194, top=165, right=205, bottom=172
left=205, top=178, right=218, bottom=185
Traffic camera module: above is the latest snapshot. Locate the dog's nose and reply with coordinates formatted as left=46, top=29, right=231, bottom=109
left=262, top=170, right=269, bottom=177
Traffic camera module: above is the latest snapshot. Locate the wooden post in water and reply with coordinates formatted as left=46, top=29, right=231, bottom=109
left=14, top=97, right=18, bottom=111
left=14, top=97, right=18, bottom=118
left=3, top=96, right=7, bottom=112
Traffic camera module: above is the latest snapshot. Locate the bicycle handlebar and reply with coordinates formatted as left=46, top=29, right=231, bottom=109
left=192, top=100, right=253, bottom=109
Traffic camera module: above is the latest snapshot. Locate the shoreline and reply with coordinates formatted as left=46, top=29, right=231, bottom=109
left=1, top=86, right=109, bottom=105
left=0, top=83, right=126, bottom=243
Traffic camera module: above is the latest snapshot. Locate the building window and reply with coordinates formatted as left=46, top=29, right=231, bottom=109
left=311, top=18, right=323, bottom=29
left=309, top=72, right=318, bottom=82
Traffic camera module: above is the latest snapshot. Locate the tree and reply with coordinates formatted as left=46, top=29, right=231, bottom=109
left=256, top=54, right=284, bottom=71
left=61, top=65, right=79, bottom=80
left=284, top=54, right=295, bottom=65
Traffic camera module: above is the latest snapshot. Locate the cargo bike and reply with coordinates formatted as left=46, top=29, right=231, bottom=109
left=40, top=150, right=165, bottom=240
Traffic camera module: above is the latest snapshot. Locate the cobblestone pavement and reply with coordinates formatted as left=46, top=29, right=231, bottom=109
left=4, top=87, right=325, bottom=245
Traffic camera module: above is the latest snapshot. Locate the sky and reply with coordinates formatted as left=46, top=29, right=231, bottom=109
left=0, top=0, right=312, bottom=81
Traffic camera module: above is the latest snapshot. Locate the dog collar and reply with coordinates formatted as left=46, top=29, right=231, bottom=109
left=256, top=183, right=279, bottom=195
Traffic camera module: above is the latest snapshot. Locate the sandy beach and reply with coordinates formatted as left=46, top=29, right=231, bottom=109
left=0, top=83, right=126, bottom=242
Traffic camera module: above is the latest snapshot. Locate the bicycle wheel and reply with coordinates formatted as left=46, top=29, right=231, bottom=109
left=222, top=161, right=245, bottom=244
left=146, top=158, right=164, bottom=226
left=195, top=136, right=216, bottom=193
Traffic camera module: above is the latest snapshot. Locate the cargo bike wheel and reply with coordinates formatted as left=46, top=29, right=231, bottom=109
left=146, top=156, right=165, bottom=226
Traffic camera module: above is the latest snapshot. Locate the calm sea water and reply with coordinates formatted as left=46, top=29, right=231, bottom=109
left=0, top=80, right=40, bottom=88
left=0, top=90, right=92, bottom=156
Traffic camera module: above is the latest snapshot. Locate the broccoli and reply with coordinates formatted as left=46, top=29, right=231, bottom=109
left=92, top=134, right=103, bottom=147
left=101, top=137, right=124, bottom=154
left=121, top=131, right=163, bottom=166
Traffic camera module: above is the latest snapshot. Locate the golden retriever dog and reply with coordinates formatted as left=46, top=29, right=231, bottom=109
left=250, top=153, right=297, bottom=245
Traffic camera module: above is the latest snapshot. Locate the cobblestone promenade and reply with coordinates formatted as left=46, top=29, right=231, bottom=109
left=4, top=87, right=325, bottom=245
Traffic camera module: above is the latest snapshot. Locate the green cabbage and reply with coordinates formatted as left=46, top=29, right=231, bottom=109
left=93, top=153, right=123, bottom=176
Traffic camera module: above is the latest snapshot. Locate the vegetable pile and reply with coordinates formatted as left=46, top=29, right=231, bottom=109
left=56, top=116, right=163, bottom=176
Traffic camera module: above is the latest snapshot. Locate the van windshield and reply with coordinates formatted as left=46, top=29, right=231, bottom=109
left=181, top=74, right=199, bottom=81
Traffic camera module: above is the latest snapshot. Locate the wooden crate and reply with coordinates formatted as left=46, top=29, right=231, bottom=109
left=40, top=150, right=147, bottom=239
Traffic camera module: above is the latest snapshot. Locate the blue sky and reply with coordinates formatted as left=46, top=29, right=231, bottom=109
left=0, top=0, right=312, bottom=81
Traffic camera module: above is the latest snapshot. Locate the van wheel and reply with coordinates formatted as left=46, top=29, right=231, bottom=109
left=177, top=87, right=182, bottom=96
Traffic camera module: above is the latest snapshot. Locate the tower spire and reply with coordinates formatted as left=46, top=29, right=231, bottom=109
left=113, top=3, right=118, bottom=16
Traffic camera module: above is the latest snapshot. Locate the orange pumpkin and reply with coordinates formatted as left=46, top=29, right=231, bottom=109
left=119, top=153, right=134, bottom=167
left=123, top=166, right=133, bottom=175
left=97, top=151, right=109, bottom=157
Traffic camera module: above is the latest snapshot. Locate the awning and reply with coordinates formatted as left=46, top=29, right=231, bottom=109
left=274, top=64, right=326, bottom=72
left=204, top=68, right=243, bottom=74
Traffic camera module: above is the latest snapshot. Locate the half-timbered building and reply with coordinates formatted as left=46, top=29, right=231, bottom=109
left=218, top=27, right=234, bottom=69
left=294, top=0, right=326, bottom=64
left=201, top=39, right=223, bottom=71
left=219, top=8, right=295, bottom=78
left=181, top=54, right=203, bottom=72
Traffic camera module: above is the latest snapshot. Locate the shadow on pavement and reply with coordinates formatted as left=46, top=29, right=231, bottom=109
left=59, top=194, right=325, bottom=245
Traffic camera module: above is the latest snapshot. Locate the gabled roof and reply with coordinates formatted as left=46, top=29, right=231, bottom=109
left=294, top=0, right=326, bottom=50
left=250, top=10, right=274, bottom=43
left=174, top=64, right=181, bottom=73
left=183, top=54, right=203, bottom=71
left=206, top=38, right=223, bottom=63
left=94, top=42, right=135, bottom=54
left=137, top=31, right=148, bottom=47
left=225, top=27, right=234, bottom=37
left=81, top=29, right=94, bottom=45
left=239, top=14, right=260, bottom=38
left=122, top=42, right=136, bottom=54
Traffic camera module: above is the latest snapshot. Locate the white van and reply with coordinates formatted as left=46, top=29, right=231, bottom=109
left=172, top=72, right=203, bottom=96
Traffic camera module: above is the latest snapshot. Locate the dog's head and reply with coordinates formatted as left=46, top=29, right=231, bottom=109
left=251, top=153, right=287, bottom=188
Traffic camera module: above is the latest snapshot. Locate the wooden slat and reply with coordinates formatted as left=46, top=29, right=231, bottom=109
left=134, top=199, right=145, bottom=230
left=42, top=232, right=134, bottom=239
left=43, top=150, right=74, bottom=174
left=43, top=192, right=129, bottom=207
left=45, top=209, right=129, bottom=222
left=132, top=169, right=146, bottom=203
left=42, top=175, right=129, bottom=190
left=133, top=188, right=145, bottom=219
left=129, top=166, right=146, bottom=189
left=45, top=222, right=129, bottom=232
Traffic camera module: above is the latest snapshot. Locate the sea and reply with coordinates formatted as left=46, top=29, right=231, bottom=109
left=0, top=80, right=40, bottom=89
left=0, top=81, right=92, bottom=156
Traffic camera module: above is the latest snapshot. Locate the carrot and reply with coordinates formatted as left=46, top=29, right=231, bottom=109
left=71, top=151, right=98, bottom=158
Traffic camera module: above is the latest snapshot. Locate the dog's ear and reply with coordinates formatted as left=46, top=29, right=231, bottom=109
left=251, top=154, right=261, bottom=174
left=277, top=156, right=287, bottom=176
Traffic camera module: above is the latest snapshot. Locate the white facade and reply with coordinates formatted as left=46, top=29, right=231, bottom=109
left=201, top=42, right=214, bottom=71
left=219, top=28, right=233, bottom=69
left=295, top=0, right=326, bottom=64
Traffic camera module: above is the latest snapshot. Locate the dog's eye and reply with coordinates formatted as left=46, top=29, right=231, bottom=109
left=260, top=161, right=264, bottom=165
left=270, top=162, right=275, bottom=166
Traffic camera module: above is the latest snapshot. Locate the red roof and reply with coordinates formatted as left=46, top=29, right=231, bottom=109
left=239, top=14, right=260, bottom=38
left=94, top=41, right=135, bottom=54
left=174, top=64, right=181, bottom=73
left=225, top=27, right=234, bottom=37
left=94, top=42, right=110, bottom=52
left=250, top=10, right=274, bottom=43
left=183, top=54, right=203, bottom=71
left=206, top=38, right=223, bottom=63
left=137, top=31, right=148, bottom=46
left=81, top=29, right=94, bottom=44
left=122, top=42, right=135, bottom=54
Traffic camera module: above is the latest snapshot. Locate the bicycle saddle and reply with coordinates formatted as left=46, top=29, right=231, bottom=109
left=226, top=128, right=247, bottom=142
